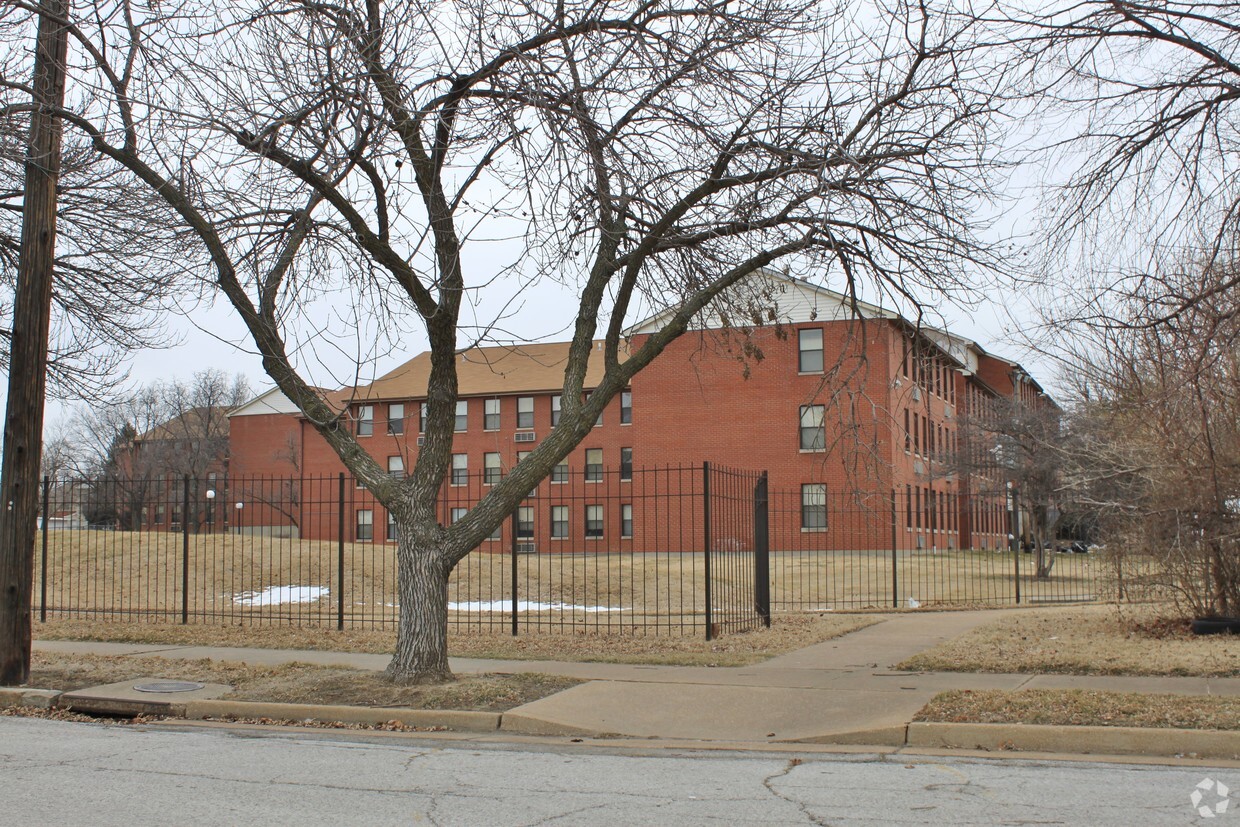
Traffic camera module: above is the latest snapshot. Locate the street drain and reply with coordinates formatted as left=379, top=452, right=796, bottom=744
left=132, top=681, right=206, bottom=694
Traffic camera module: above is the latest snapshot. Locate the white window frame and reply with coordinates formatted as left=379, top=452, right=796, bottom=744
left=798, top=328, right=824, bottom=373
left=388, top=403, right=404, bottom=435
left=357, top=405, right=374, bottom=437
left=799, top=404, right=825, bottom=451
left=517, top=396, right=534, bottom=429
left=451, top=453, right=468, bottom=486
left=484, top=398, right=501, bottom=431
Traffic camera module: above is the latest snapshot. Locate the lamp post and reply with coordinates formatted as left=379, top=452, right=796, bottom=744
left=234, top=501, right=243, bottom=536
left=205, top=489, right=215, bottom=533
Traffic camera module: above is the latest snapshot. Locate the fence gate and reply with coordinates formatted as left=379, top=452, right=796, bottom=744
left=703, top=462, right=770, bottom=640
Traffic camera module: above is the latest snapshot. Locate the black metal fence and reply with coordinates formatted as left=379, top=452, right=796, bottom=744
left=34, top=471, right=1133, bottom=637
left=34, top=464, right=770, bottom=638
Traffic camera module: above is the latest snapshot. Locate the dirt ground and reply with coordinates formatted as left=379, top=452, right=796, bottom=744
left=897, top=604, right=1240, bottom=676
left=25, top=651, right=580, bottom=711
left=36, top=611, right=880, bottom=667
left=916, top=688, right=1240, bottom=730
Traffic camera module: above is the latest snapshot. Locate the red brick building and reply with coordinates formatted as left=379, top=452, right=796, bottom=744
left=228, top=273, right=1053, bottom=551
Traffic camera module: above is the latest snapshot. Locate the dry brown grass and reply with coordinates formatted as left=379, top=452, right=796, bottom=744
left=35, top=530, right=1103, bottom=631
left=26, top=652, right=580, bottom=711
left=916, top=688, right=1240, bottom=730
left=898, top=604, right=1240, bottom=676
left=36, top=611, right=880, bottom=667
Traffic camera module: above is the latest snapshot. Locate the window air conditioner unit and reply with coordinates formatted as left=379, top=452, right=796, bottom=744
left=516, top=541, right=537, bottom=554
left=416, top=436, right=425, bottom=446
left=911, top=387, right=922, bottom=402
left=514, top=432, right=536, bottom=443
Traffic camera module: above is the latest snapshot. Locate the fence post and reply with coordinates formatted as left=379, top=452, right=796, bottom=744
left=753, top=472, right=770, bottom=628
left=40, top=475, right=49, bottom=622
left=703, top=462, right=712, bottom=641
left=510, top=510, right=519, bottom=637
left=890, top=488, right=899, bottom=609
left=1010, top=484, right=1021, bottom=605
left=337, top=473, right=345, bottom=631
left=181, top=475, right=190, bottom=624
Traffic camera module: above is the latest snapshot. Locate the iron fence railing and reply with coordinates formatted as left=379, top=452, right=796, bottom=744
left=34, top=471, right=1142, bottom=637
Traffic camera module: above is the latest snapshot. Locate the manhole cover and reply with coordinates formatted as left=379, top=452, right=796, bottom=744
left=132, top=681, right=206, bottom=694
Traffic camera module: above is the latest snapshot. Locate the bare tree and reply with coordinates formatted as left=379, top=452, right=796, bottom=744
left=1051, top=261, right=1240, bottom=617
left=951, top=393, right=1063, bottom=576
left=71, top=369, right=249, bottom=529
left=1006, top=0, right=1240, bottom=324
left=10, top=0, right=1009, bottom=682
left=0, top=25, right=181, bottom=400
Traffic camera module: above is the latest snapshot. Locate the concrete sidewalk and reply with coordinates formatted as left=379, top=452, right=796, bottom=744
left=28, top=610, right=1240, bottom=749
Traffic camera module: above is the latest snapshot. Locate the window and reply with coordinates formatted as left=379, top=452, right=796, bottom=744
left=620, top=391, right=632, bottom=424
left=801, top=484, right=827, bottom=530
left=357, top=405, right=374, bottom=437
left=551, top=395, right=561, bottom=427
left=419, top=402, right=427, bottom=433
left=551, top=505, right=569, bottom=539
left=517, top=396, right=534, bottom=429
left=913, top=411, right=920, bottom=455
left=387, top=511, right=398, bottom=542
left=551, top=462, right=569, bottom=483
left=799, top=405, right=825, bottom=451
left=484, top=398, right=500, bottom=431
left=904, top=409, right=910, bottom=452
left=455, top=400, right=469, bottom=432
left=620, top=448, right=633, bottom=481
left=387, top=455, right=404, bottom=478
left=585, top=448, right=603, bottom=482
left=356, top=509, right=373, bottom=541
left=585, top=504, right=604, bottom=538
left=798, top=328, right=824, bottom=373
left=388, top=403, right=404, bottom=435
left=484, top=452, right=502, bottom=485
left=451, top=453, right=468, bottom=486
left=450, top=507, right=467, bottom=524
left=621, top=504, right=633, bottom=538
left=905, top=484, right=912, bottom=529
left=517, top=506, right=534, bottom=539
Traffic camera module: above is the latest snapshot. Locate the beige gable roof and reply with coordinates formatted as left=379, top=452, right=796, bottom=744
left=357, top=341, right=620, bottom=401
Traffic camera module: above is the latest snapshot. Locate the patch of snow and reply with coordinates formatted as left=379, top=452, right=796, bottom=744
left=233, top=585, right=329, bottom=607
left=907, top=597, right=921, bottom=608
left=448, top=600, right=625, bottom=613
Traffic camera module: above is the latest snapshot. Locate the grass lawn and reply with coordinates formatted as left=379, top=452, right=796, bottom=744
left=35, top=529, right=1103, bottom=630
left=917, top=688, right=1240, bottom=730
left=897, top=604, right=1240, bottom=676
left=35, top=611, right=881, bottom=667
left=23, top=651, right=581, bottom=712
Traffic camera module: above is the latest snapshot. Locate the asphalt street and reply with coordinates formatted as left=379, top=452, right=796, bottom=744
left=0, top=716, right=1230, bottom=825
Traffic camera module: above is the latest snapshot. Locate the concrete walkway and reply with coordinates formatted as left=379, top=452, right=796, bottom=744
left=30, top=611, right=1240, bottom=746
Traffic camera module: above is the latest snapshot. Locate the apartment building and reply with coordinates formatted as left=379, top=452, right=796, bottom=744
left=228, top=272, right=1053, bottom=551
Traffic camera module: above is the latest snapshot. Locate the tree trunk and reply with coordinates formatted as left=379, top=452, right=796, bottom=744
left=386, top=534, right=453, bottom=684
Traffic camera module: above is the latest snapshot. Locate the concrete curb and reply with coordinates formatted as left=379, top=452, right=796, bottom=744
left=184, top=699, right=501, bottom=733
left=783, top=725, right=908, bottom=747
left=908, top=721, right=1240, bottom=760
left=0, top=687, right=62, bottom=710
left=499, top=711, right=609, bottom=737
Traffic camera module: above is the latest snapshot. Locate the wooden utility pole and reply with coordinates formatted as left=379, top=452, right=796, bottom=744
left=0, top=0, right=70, bottom=686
